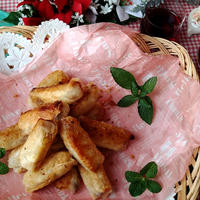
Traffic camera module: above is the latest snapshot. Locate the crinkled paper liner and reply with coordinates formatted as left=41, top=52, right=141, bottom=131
left=0, top=23, right=200, bottom=200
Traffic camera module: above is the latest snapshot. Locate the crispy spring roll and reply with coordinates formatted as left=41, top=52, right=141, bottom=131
left=8, top=145, right=26, bottom=173
left=29, top=78, right=84, bottom=105
left=70, top=83, right=100, bottom=117
left=0, top=124, right=27, bottom=150
left=37, top=70, right=69, bottom=88
left=55, top=167, right=80, bottom=193
left=85, top=103, right=105, bottom=121
left=18, top=101, right=62, bottom=135
left=79, top=116, right=132, bottom=151
left=28, top=71, right=70, bottom=108
left=23, top=151, right=77, bottom=193
left=20, top=119, right=58, bottom=170
left=79, top=165, right=112, bottom=200
left=60, top=116, right=104, bottom=172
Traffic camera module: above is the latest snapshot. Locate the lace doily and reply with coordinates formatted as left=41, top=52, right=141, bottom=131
left=0, top=19, right=69, bottom=75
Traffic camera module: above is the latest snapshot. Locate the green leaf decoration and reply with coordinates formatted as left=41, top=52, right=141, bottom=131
left=129, top=180, right=147, bottom=197
left=110, top=67, right=137, bottom=89
left=117, top=95, right=138, bottom=107
left=147, top=180, right=162, bottom=193
left=141, top=77, right=157, bottom=94
left=4, top=12, right=21, bottom=25
left=125, top=171, right=143, bottom=182
left=131, top=81, right=139, bottom=97
left=0, top=162, right=9, bottom=175
left=0, top=148, right=6, bottom=159
left=138, top=96, right=153, bottom=125
left=140, top=161, right=158, bottom=178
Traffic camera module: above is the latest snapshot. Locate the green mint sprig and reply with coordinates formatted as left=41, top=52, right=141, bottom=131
left=125, top=162, right=162, bottom=197
left=0, top=148, right=9, bottom=175
left=110, top=67, right=157, bottom=125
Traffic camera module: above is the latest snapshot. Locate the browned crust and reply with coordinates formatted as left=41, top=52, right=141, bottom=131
left=60, top=116, right=104, bottom=172
left=79, top=116, right=132, bottom=151
left=78, top=164, right=112, bottom=200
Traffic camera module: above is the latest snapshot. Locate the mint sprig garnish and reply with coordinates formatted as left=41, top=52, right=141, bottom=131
left=110, top=67, right=157, bottom=125
left=125, top=162, right=162, bottom=197
left=0, top=148, right=9, bottom=175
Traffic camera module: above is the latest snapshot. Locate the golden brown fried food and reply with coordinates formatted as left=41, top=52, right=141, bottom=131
left=29, top=78, right=84, bottom=106
left=79, top=165, right=112, bottom=200
left=85, top=103, right=105, bottom=121
left=79, top=116, right=132, bottom=151
left=60, top=116, right=104, bottom=172
left=8, top=145, right=26, bottom=173
left=18, top=101, right=62, bottom=135
left=20, top=119, right=58, bottom=171
left=0, top=124, right=27, bottom=150
left=23, top=151, right=77, bottom=193
left=59, top=102, right=70, bottom=119
left=55, top=167, right=80, bottom=193
left=37, top=70, right=69, bottom=88
left=28, top=71, right=70, bottom=108
left=70, top=83, right=100, bottom=117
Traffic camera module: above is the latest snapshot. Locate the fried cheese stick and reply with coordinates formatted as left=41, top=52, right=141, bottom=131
left=0, top=124, right=27, bottom=150
left=79, top=116, right=132, bottom=151
left=37, top=70, right=69, bottom=88
left=18, top=101, right=62, bottom=135
left=70, top=83, right=100, bottom=117
left=23, top=151, right=77, bottom=192
left=60, top=116, right=104, bottom=172
left=29, top=78, right=84, bottom=105
left=8, top=145, right=26, bottom=173
left=55, top=167, right=80, bottom=193
left=79, top=165, right=112, bottom=200
left=20, top=119, right=58, bottom=170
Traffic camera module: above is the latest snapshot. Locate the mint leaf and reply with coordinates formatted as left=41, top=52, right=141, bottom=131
left=125, top=171, right=143, bottom=182
left=140, top=162, right=157, bottom=178
left=117, top=95, right=138, bottom=107
left=147, top=180, right=162, bottom=193
left=138, top=96, right=153, bottom=125
left=141, top=77, right=157, bottom=94
left=110, top=67, right=137, bottom=89
left=4, top=12, right=21, bottom=25
left=129, top=180, right=147, bottom=197
left=131, top=81, right=139, bottom=97
left=0, top=148, right=6, bottom=159
left=0, top=162, right=9, bottom=175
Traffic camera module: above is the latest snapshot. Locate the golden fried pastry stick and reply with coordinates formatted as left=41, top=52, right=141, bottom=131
left=20, top=119, right=58, bottom=171
left=85, top=103, right=105, bottom=121
left=70, top=83, right=100, bottom=117
left=79, top=165, right=112, bottom=200
left=23, top=151, right=77, bottom=193
left=37, top=70, right=69, bottom=88
left=55, top=167, right=80, bottom=193
left=0, top=124, right=27, bottom=150
left=8, top=145, right=26, bottom=173
left=28, top=70, right=70, bottom=109
left=60, top=116, right=104, bottom=172
left=79, top=116, right=132, bottom=151
left=18, top=101, right=62, bottom=135
left=29, top=78, right=84, bottom=106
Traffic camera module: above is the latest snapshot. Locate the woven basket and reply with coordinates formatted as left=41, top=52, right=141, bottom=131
left=0, top=25, right=199, bottom=200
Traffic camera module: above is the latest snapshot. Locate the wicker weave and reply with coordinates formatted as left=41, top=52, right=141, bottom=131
left=0, top=25, right=199, bottom=200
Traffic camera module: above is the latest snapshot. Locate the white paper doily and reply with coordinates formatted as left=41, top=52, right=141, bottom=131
left=0, top=19, right=69, bottom=75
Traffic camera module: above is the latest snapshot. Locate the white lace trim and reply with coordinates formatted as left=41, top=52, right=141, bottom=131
left=0, top=19, right=69, bottom=75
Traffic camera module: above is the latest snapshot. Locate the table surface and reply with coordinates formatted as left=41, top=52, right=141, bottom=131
left=0, top=1, right=200, bottom=200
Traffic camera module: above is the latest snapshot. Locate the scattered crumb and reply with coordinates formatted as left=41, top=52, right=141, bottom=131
left=130, top=154, right=135, bottom=159
left=13, top=94, right=19, bottom=98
